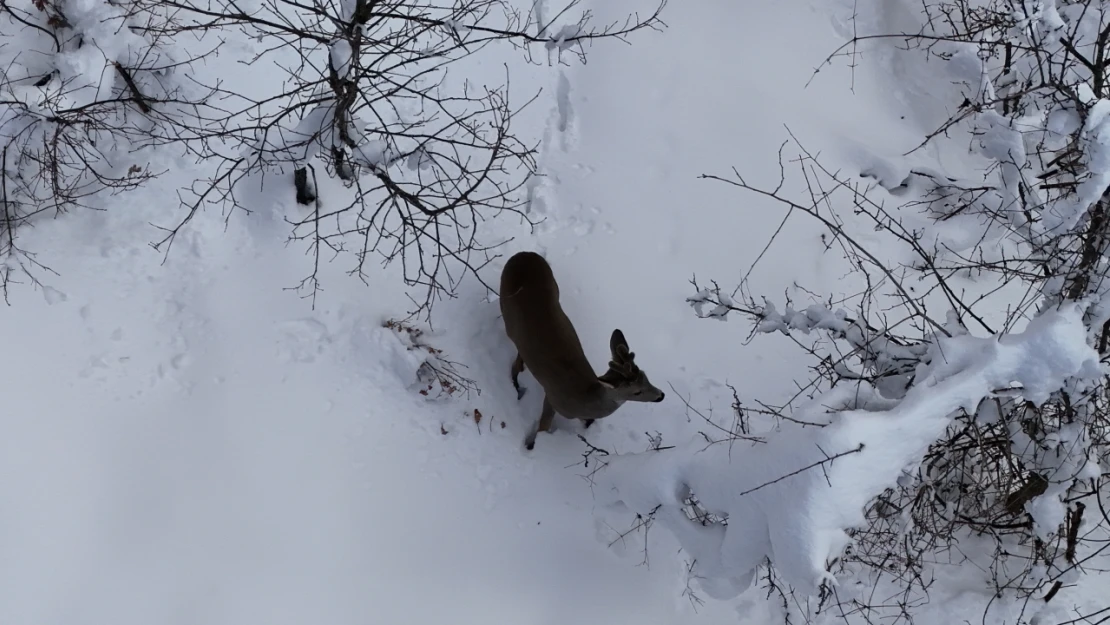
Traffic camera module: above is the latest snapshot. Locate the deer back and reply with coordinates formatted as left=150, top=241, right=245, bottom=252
left=499, top=251, right=601, bottom=399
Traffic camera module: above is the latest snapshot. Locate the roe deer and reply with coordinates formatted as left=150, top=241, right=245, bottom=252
left=498, top=250, right=665, bottom=450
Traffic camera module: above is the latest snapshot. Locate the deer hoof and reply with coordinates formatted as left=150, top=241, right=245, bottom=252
left=524, top=438, right=535, bottom=451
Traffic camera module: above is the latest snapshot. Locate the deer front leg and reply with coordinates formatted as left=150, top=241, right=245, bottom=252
left=511, top=352, right=527, bottom=400
left=524, top=396, right=556, bottom=451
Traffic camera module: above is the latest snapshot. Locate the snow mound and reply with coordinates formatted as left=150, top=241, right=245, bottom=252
left=594, top=303, right=1103, bottom=599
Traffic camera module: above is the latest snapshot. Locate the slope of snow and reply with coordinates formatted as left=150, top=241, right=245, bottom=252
left=2, top=1, right=1108, bottom=625
left=0, top=212, right=741, bottom=624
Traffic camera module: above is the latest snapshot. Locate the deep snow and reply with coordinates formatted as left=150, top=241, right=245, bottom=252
left=2, top=0, right=1109, bottom=624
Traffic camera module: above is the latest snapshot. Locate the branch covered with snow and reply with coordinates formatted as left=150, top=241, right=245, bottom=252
left=0, top=0, right=216, bottom=299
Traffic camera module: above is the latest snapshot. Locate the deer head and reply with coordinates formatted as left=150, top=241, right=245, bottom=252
left=598, top=329, right=665, bottom=403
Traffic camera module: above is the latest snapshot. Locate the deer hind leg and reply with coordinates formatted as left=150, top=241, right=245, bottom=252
left=511, top=352, right=527, bottom=400
left=583, top=418, right=595, bottom=429
left=524, top=396, right=556, bottom=451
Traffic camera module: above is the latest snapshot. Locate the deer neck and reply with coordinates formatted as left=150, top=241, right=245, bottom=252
left=582, top=379, right=623, bottom=418
left=548, top=379, right=621, bottom=421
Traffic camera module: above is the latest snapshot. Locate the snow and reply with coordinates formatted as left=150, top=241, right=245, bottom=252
left=330, top=40, right=353, bottom=80
left=544, top=24, right=582, bottom=53
left=2, top=0, right=1109, bottom=624
left=1071, top=99, right=1110, bottom=232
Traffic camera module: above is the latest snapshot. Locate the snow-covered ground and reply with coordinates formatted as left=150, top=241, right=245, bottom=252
left=2, top=0, right=1108, bottom=624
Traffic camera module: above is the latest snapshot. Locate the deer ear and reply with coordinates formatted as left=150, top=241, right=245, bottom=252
left=599, top=379, right=616, bottom=389
left=610, top=329, right=629, bottom=357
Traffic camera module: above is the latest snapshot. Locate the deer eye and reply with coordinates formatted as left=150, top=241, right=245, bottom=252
left=633, top=390, right=642, bottom=396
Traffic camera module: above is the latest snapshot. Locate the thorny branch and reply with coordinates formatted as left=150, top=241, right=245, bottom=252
left=145, top=0, right=667, bottom=315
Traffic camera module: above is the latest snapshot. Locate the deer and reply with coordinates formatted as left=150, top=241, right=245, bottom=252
left=498, top=250, right=665, bottom=450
